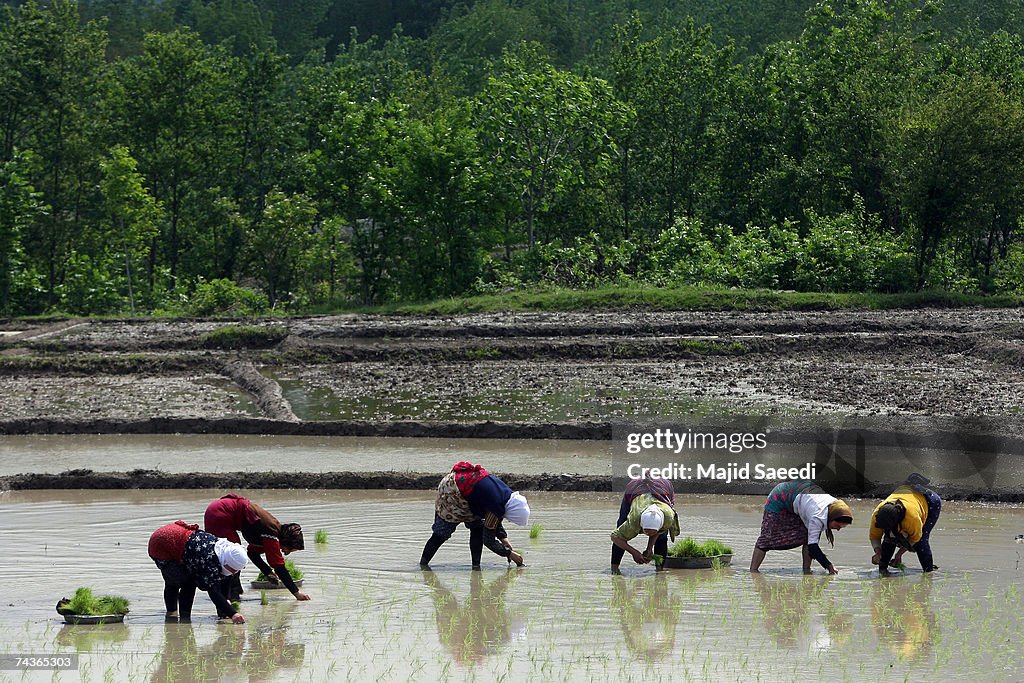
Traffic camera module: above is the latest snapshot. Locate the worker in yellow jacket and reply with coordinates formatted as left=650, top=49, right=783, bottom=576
left=869, top=473, right=941, bottom=575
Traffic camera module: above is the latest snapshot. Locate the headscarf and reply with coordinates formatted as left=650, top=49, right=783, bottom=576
left=503, top=492, right=530, bottom=526
left=825, top=500, right=853, bottom=547
left=214, top=538, right=248, bottom=576
left=452, top=462, right=490, bottom=497
left=624, top=477, right=675, bottom=507
left=640, top=505, right=665, bottom=532
left=279, top=523, right=304, bottom=550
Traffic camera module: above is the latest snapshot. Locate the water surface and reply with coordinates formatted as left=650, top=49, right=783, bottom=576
left=0, top=490, right=1020, bottom=682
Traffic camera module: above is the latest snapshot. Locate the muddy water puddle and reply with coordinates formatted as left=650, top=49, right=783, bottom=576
left=0, top=435, right=612, bottom=476
left=273, top=373, right=740, bottom=422
left=0, top=490, right=1021, bottom=682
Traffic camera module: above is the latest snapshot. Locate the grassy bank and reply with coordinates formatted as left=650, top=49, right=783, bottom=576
left=7, top=286, right=1024, bottom=322
left=367, top=285, right=1024, bottom=315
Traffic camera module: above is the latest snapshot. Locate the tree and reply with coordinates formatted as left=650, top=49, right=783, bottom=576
left=888, top=75, right=1024, bottom=288
left=606, top=16, right=734, bottom=236
left=243, top=188, right=317, bottom=306
left=188, top=0, right=275, bottom=56
left=112, top=28, right=238, bottom=287
left=374, top=104, right=490, bottom=299
left=99, top=145, right=163, bottom=313
left=477, top=43, right=629, bottom=248
left=0, top=0, right=109, bottom=304
left=0, top=154, right=44, bottom=313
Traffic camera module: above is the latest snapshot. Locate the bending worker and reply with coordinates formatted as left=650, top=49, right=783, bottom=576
left=610, top=477, right=680, bottom=570
left=148, top=520, right=248, bottom=623
left=870, top=474, right=941, bottom=575
left=205, top=493, right=310, bottom=602
left=420, top=461, right=530, bottom=568
left=750, top=480, right=853, bottom=574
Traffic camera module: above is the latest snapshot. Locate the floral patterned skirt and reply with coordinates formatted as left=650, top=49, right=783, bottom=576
left=755, top=510, right=807, bottom=551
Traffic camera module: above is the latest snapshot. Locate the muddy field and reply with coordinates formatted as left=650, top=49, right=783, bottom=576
left=1, top=309, right=1023, bottom=430
left=2, top=309, right=1023, bottom=497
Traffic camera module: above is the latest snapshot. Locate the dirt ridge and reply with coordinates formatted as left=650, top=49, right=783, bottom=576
left=0, top=417, right=614, bottom=439
left=2, top=469, right=1020, bottom=501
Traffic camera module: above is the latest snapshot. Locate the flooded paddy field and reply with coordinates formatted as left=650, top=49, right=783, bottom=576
left=1, top=490, right=1021, bottom=682
left=0, top=435, right=611, bottom=477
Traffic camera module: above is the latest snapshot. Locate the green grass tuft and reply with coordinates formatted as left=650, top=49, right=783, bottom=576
left=361, top=284, right=1024, bottom=316
left=529, top=523, right=542, bottom=539
left=315, top=529, right=329, bottom=545
left=198, top=324, right=288, bottom=349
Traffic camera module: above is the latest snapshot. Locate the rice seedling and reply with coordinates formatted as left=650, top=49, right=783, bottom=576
left=58, top=587, right=130, bottom=616
left=667, top=537, right=733, bottom=558
left=256, top=558, right=304, bottom=581
left=529, top=523, right=543, bottom=539
left=315, top=529, right=329, bottom=545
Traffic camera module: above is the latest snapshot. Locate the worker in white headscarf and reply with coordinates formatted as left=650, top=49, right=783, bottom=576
left=148, top=521, right=249, bottom=623
left=420, top=461, right=530, bottom=568
left=610, top=490, right=680, bottom=570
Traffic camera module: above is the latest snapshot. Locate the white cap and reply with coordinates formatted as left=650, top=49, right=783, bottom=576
left=640, top=505, right=665, bottom=532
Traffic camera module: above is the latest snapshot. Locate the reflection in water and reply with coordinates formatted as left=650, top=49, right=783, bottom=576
left=751, top=574, right=852, bottom=650
left=870, top=576, right=937, bottom=661
left=54, top=623, right=130, bottom=650
left=243, top=607, right=306, bottom=683
left=149, top=604, right=305, bottom=682
left=611, top=574, right=681, bottom=660
left=149, top=624, right=243, bottom=682
left=421, top=569, right=520, bottom=665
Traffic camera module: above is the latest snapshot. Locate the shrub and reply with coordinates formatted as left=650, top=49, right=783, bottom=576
left=184, top=278, right=269, bottom=316
left=726, top=222, right=802, bottom=289
left=795, top=203, right=916, bottom=293
left=57, top=253, right=123, bottom=315
left=992, top=242, right=1024, bottom=293
left=647, top=216, right=733, bottom=286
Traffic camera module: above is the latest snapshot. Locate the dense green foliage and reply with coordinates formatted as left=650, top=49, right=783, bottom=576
left=2, top=0, right=1024, bottom=315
